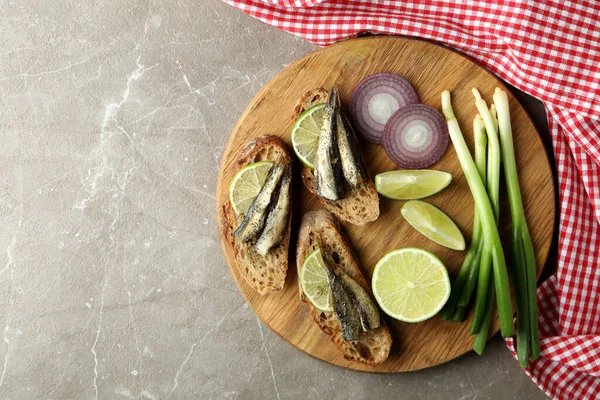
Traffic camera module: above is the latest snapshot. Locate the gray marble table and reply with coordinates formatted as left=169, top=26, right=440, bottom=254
left=0, top=0, right=552, bottom=398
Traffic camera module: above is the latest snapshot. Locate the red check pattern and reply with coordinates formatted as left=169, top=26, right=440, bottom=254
left=222, top=1, right=600, bottom=398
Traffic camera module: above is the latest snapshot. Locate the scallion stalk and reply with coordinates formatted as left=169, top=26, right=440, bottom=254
left=440, top=250, right=476, bottom=320
left=490, top=104, right=498, bottom=135
left=442, top=91, right=514, bottom=338
left=522, top=229, right=540, bottom=360
left=457, top=115, right=487, bottom=308
left=457, top=241, right=483, bottom=309
left=472, top=88, right=501, bottom=221
left=512, top=228, right=531, bottom=366
left=470, top=246, right=492, bottom=334
left=452, top=305, right=467, bottom=322
left=473, top=280, right=495, bottom=355
left=441, top=115, right=487, bottom=319
left=470, top=90, right=502, bottom=335
left=493, top=87, right=540, bottom=364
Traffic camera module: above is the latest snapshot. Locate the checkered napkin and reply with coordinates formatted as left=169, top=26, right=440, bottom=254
left=221, top=1, right=600, bottom=398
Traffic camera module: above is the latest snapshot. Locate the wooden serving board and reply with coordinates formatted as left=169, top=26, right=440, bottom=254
left=216, top=37, right=555, bottom=372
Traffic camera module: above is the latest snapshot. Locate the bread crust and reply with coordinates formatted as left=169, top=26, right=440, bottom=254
left=296, top=210, right=392, bottom=366
left=292, top=87, right=330, bottom=122
left=222, top=135, right=292, bottom=294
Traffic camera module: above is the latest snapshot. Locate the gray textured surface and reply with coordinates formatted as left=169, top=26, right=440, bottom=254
left=0, top=0, right=550, bottom=399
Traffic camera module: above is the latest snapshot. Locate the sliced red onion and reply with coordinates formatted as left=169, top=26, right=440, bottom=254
left=349, top=73, right=419, bottom=144
left=382, top=104, right=449, bottom=169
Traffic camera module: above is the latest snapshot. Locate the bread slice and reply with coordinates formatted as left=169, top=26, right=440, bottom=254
left=292, top=88, right=379, bottom=226
left=296, top=210, right=392, bottom=366
left=222, top=135, right=292, bottom=295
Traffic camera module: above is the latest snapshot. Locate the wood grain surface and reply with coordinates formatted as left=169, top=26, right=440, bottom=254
left=215, top=36, right=555, bottom=372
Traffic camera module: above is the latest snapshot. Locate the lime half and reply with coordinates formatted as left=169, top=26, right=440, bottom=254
left=300, top=248, right=334, bottom=312
left=291, top=104, right=326, bottom=168
left=401, top=200, right=465, bottom=250
left=229, top=161, right=274, bottom=215
left=372, top=248, right=450, bottom=322
left=375, top=170, right=452, bottom=200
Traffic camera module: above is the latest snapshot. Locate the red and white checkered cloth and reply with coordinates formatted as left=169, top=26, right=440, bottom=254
left=222, top=1, right=600, bottom=398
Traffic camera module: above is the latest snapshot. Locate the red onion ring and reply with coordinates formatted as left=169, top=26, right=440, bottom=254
left=349, top=73, right=419, bottom=144
left=382, top=104, right=449, bottom=169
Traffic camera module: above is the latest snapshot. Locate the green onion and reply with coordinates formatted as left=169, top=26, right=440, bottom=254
left=474, top=115, right=488, bottom=192
left=452, top=305, right=467, bottom=322
left=512, top=229, right=531, bottom=366
left=522, top=229, right=540, bottom=360
left=442, top=90, right=514, bottom=338
left=490, top=104, right=500, bottom=167
left=457, top=241, right=483, bottom=309
left=470, top=90, right=502, bottom=335
left=440, top=249, right=476, bottom=320
left=441, top=115, right=486, bottom=319
left=490, top=104, right=499, bottom=135
left=493, top=88, right=540, bottom=364
left=473, top=281, right=495, bottom=355
left=472, top=89, right=501, bottom=221
left=471, top=248, right=492, bottom=334
left=457, top=115, right=487, bottom=308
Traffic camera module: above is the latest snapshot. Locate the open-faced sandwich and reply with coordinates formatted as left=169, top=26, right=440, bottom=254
left=222, top=135, right=292, bottom=294
left=292, top=88, right=379, bottom=226
left=296, top=210, right=392, bottom=365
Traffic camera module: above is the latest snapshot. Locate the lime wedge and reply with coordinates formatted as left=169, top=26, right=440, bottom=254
left=229, top=161, right=274, bottom=215
left=401, top=200, right=465, bottom=250
left=375, top=170, right=452, bottom=200
left=372, top=248, right=450, bottom=322
left=291, top=104, right=326, bottom=168
left=300, top=248, right=334, bottom=312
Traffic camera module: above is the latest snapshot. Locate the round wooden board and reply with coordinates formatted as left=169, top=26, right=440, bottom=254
left=216, top=36, right=555, bottom=372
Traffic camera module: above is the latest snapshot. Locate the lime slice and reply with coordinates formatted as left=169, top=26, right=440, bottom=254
left=375, top=170, right=452, bottom=200
left=291, top=104, right=326, bottom=168
left=372, top=248, right=450, bottom=322
left=401, top=200, right=465, bottom=250
left=300, top=248, right=334, bottom=312
left=229, top=161, right=274, bottom=215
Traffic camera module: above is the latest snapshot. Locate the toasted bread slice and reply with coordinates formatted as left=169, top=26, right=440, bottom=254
left=296, top=210, right=392, bottom=366
left=292, top=88, right=379, bottom=226
left=222, top=135, right=292, bottom=295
